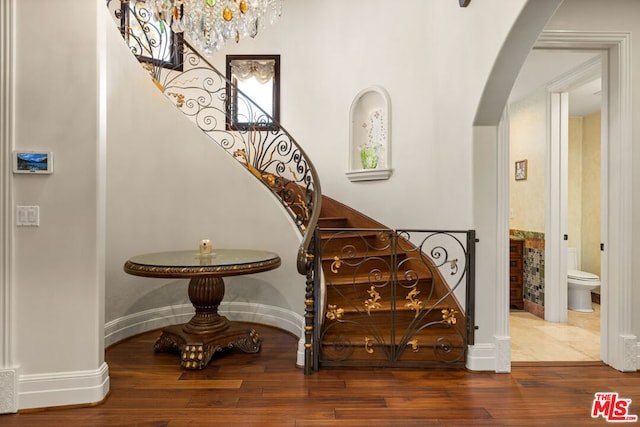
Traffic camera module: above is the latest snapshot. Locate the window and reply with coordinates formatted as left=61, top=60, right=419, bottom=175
left=226, top=55, right=280, bottom=131
left=121, top=1, right=183, bottom=70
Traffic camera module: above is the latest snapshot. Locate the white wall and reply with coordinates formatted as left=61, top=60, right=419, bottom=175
left=213, top=0, right=526, bottom=229
left=9, top=0, right=108, bottom=410
left=105, top=16, right=303, bottom=325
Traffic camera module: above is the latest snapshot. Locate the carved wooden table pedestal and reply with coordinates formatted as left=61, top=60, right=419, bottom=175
left=124, top=249, right=281, bottom=370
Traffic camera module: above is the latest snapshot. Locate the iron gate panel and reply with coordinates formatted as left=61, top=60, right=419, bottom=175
left=316, top=229, right=475, bottom=368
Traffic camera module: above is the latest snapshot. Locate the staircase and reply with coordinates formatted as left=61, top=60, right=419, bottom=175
left=315, top=195, right=473, bottom=368
left=107, top=0, right=475, bottom=373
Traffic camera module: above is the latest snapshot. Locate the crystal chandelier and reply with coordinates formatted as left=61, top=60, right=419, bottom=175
left=146, top=0, right=283, bottom=55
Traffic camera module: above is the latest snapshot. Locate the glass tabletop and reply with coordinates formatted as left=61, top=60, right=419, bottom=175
left=128, top=249, right=280, bottom=268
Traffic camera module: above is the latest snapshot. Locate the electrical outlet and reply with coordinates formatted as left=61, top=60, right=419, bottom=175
left=16, top=206, right=39, bottom=226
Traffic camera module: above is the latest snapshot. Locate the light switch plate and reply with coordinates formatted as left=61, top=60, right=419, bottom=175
left=16, top=206, right=39, bottom=226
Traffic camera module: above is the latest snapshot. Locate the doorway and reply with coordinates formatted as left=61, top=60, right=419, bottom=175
left=499, top=30, right=635, bottom=370
left=470, top=0, right=635, bottom=372
left=508, top=50, right=603, bottom=361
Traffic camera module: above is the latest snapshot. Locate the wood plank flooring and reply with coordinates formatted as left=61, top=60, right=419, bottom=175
left=3, top=323, right=640, bottom=426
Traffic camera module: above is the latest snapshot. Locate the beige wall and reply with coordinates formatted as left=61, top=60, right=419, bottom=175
left=509, top=90, right=546, bottom=233
left=581, top=111, right=601, bottom=275
left=510, top=107, right=601, bottom=274
left=568, top=117, right=583, bottom=254
left=568, top=112, right=601, bottom=274
left=510, top=98, right=601, bottom=277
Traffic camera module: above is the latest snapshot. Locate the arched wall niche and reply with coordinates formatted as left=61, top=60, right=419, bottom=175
left=346, top=85, right=392, bottom=182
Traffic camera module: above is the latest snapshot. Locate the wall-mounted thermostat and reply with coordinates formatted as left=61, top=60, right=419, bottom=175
left=13, top=151, right=53, bottom=174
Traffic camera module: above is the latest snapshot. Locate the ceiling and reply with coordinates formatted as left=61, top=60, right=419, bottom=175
left=510, top=50, right=602, bottom=117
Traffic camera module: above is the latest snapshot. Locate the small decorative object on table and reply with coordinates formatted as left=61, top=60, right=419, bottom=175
left=199, top=239, right=212, bottom=255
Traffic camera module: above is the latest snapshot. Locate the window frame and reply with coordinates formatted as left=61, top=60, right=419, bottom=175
left=120, top=0, right=184, bottom=71
left=225, top=54, right=281, bottom=131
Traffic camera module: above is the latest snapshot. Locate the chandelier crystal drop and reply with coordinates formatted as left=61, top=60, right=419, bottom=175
left=147, top=0, right=283, bottom=55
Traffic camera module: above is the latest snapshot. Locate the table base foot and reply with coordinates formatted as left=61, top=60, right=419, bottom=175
left=154, top=323, right=262, bottom=370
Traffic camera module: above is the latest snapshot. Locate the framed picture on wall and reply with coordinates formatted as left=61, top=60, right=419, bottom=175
left=515, top=159, right=527, bottom=181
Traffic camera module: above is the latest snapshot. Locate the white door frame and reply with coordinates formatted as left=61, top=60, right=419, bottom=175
left=502, top=30, right=635, bottom=371
left=544, top=55, right=602, bottom=323
left=545, top=90, right=569, bottom=323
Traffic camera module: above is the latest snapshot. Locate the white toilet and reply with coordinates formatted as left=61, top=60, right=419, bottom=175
left=567, top=247, right=600, bottom=312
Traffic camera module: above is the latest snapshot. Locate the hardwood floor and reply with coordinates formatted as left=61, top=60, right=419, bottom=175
left=3, top=323, right=640, bottom=426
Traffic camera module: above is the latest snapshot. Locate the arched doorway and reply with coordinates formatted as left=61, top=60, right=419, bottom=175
left=470, top=0, right=635, bottom=373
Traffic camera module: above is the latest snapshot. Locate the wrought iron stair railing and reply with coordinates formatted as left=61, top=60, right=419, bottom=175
left=107, top=0, right=321, bottom=373
left=314, top=227, right=476, bottom=370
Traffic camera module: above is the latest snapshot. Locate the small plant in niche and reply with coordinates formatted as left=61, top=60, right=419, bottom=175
left=359, top=109, right=385, bottom=169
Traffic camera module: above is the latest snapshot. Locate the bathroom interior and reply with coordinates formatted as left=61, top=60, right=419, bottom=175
left=508, top=50, right=602, bottom=363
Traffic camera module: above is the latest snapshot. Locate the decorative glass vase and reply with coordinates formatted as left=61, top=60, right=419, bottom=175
left=359, top=144, right=380, bottom=169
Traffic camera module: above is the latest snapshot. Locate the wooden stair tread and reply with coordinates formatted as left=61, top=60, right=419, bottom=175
left=318, top=216, right=349, bottom=221
left=318, top=218, right=350, bottom=229
left=325, top=273, right=433, bottom=286
left=319, top=230, right=383, bottom=240
left=322, top=301, right=464, bottom=332
left=320, top=327, right=465, bottom=348
left=324, top=299, right=457, bottom=313
left=320, top=247, right=399, bottom=260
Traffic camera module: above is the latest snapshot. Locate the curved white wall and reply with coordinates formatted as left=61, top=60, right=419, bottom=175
left=105, top=11, right=304, bottom=341
left=214, top=0, right=526, bottom=230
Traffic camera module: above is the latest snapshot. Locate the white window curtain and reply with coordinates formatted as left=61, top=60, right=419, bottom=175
left=230, top=59, right=275, bottom=83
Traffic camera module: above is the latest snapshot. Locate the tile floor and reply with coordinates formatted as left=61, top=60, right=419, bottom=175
left=510, top=303, right=600, bottom=361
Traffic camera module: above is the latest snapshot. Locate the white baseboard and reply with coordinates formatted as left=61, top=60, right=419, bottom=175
left=104, top=304, right=195, bottom=347
left=621, top=334, right=638, bottom=372
left=466, top=336, right=511, bottom=373
left=219, top=302, right=304, bottom=338
left=0, top=369, right=18, bottom=414
left=18, top=363, right=109, bottom=411
left=494, top=336, right=512, bottom=373
left=296, top=337, right=306, bottom=368
left=105, top=302, right=305, bottom=357
left=466, top=343, right=497, bottom=372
